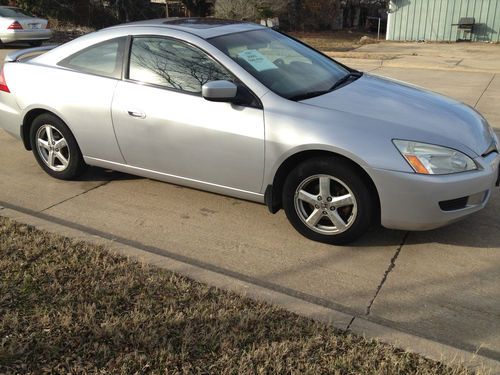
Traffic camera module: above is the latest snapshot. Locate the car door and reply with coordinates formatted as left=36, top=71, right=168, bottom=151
left=111, top=36, right=265, bottom=193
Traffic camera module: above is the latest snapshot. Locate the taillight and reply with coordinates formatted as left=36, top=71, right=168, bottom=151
left=0, top=67, right=10, bottom=93
left=46, top=20, right=51, bottom=29
left=8, top=21, right=23, bottom=30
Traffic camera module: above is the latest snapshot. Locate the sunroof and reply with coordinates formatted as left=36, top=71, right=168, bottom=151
left=163, top=18, right=244, bottom=29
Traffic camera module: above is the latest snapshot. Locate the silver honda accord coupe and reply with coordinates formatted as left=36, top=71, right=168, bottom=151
left=1, top=18, right=499, bottom=244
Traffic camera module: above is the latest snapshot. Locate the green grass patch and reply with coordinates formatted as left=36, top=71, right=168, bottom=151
left=0, top=217, right=474, bottom=374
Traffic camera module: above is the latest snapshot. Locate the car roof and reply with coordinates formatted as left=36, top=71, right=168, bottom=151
left=107, top=17, right=265, bottom=39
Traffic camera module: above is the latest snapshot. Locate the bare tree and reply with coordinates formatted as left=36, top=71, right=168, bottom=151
left=181, top=0, right=211, bottom=17
left=298, top=0, right=343, bottom=30
left=214, top=0, right=257, bottom=20
left=214, top=0, right=288, bottom=21
left=131, top=39, right=231, bottom=93
left=214, top=0, right=249, bottom=20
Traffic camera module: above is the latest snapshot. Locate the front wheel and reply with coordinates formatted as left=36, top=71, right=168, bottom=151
left=30, top=113, right=86, bottom=180
left=282, top=157, right=376, bottom=245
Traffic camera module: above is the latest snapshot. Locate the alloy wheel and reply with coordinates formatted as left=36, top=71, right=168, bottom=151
left=35, top=124, right=70, bottom=172
left=294, top=174, right=358, bottom=235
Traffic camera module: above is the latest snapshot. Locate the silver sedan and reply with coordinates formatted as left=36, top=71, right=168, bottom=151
left=0, top=18, right=499, bottom=244
left=0, top=6, right=51, bottom=47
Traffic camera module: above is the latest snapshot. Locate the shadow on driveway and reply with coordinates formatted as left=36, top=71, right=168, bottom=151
left=79, top=165, right=500, bottom=249
left=77, top=166, right=141, bottom=183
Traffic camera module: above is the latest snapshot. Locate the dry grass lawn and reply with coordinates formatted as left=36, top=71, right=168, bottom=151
left=289, top=31, right=380, bottom=52
left=0, top=217, right=477, bottom=374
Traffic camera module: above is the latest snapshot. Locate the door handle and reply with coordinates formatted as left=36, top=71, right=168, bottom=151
left=127, top=110, right=146, bottom=119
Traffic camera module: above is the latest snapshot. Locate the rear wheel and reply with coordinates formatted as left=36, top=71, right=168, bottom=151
left=29, top=40, right=43, bottom=47
left=30, top=114, right=86, bottom=180
left=282, top=157, right=376, bottom=245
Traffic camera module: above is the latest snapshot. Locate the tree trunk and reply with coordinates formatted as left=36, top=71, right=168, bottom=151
left=74, top=0, right=90, bottom=26
left=181, top=0, right=210, bottom=17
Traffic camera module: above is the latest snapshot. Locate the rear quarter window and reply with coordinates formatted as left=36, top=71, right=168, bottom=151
left=58, top=37, right=126, bottom=79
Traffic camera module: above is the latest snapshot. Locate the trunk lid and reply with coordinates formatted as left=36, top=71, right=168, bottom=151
left=14, top=17, right=48, bottom=30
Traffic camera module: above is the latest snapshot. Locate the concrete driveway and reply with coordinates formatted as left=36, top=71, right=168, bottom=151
left=1, top=43, right=499, bottom=368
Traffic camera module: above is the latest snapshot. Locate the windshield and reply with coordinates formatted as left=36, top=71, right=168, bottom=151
left=0, top=7, right=32, bottom=18
left=209, top=29, right=350, bottom=100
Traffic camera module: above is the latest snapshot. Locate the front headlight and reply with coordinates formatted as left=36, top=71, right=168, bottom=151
left=393, top=140, right=477, bottom=175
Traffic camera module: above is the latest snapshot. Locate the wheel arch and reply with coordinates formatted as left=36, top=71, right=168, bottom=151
left=21, top=108, right=70, bottom=150
left=265, top=150, right=381, bottom=222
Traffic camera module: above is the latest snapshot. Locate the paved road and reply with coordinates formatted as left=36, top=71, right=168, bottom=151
left=1, top=45, right=499, bottom=364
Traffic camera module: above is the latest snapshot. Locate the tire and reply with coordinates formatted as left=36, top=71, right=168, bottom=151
left=282, top=157, right=376, bottom=245
left=29, top=113, right=86, bottom=180
left=29, top=40, right=43, bottom=47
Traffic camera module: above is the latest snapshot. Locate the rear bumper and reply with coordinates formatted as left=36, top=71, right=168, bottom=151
left=367, top=152, right=500, bottom=231
left=0, top=29, right=52, bottom=43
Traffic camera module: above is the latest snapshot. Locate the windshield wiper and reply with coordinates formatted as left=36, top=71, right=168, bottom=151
left=329, top=71, right=363, bottom=91
left=289, top=71, right=363, bottom=102
left=288, top=90, right=332, bottom=101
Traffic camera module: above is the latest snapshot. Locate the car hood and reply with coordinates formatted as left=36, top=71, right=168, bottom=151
left=302, top=74, right=493, bottom=157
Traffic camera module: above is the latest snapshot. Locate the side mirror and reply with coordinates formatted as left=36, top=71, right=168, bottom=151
left=202, top=80, right=238, bottom=102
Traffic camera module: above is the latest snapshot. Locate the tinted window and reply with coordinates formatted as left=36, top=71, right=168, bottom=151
left=129, top=37, right=233, bottom=94
left=59, top=38, right=125, bottom=79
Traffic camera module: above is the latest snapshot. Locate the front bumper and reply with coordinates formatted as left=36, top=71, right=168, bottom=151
left=0, top=29, right=52, bottom=43
left=368, top=152, right=500, bottom=231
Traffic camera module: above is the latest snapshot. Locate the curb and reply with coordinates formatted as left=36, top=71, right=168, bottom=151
left=1, top=206, right=499, bottom=374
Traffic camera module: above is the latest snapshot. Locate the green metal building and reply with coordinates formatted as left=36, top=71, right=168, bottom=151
left=386, top=0, right=500, bottom=42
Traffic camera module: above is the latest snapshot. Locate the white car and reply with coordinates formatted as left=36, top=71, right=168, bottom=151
left=0, top=6, right=51, bottom=47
